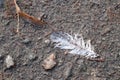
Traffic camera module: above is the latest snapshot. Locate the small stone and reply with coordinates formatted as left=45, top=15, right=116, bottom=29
left=37, top=37, right=42, bottom=40
left=22, top=38, right=31, bottom=44
left=101, top=27, right=111, bottom=35
left=96, top=40, right=101, bottom=44
left=102, top=37, right=106, bottom=40
left=44, top=39, right=50, bottom=44
left=42, top=54, right=56, bottom=70
left=28, top=53, right=37, bottom=61
left=5, top=55, right=14, bottom=68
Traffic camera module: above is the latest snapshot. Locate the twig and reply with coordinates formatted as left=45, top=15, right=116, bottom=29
left=18, top=11, right=47, bottom=25
left=13, top=0, right=59, bottom=38
left=14, top=0, right=21, bottom=35
left=14, top=0, right=47, bottom=25
left=13, top=0, right=47, bottom=35
left=16, top=12, right=20, bottom=35
left=88, top=57, right=105, bottom=62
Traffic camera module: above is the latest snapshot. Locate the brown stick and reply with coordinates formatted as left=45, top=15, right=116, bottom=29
left=88, top=58, right=105, bottom=62
left=13, top=0, right=56, bottom=37
left=14, top=0, right=47, bottom=26
left=18, top=11, right=47, bottom=25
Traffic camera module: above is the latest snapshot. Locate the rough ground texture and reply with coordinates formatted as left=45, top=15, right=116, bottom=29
left=0, top=0, right=120, bottom=80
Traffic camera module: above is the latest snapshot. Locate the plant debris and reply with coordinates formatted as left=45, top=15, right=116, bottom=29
left=42, top=54, right=56, bottom=70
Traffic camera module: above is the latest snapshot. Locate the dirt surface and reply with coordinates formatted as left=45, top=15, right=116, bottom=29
left=0, top=0, right=120, bottom=80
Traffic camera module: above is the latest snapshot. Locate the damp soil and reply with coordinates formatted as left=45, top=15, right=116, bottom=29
left=0, top=0, right=120, bottom=80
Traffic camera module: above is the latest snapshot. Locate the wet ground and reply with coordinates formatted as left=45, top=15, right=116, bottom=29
left=0, top=0, right=120, bottom=80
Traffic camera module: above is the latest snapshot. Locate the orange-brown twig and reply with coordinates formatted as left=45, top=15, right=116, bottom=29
left=14, top=0, right=20, bottom=34
left=88, top=58, right=105, bottom=62
left=14, top=0, right=47, bottom=32
left=19, top=11, right=47, bottom=25
left=13, top=0, right=57, bottom=37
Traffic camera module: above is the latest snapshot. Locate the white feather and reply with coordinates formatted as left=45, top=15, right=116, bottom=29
left=50, top=31, right=98, bottom=58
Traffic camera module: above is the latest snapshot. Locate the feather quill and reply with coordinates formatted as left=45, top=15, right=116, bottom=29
left=50, top=31, right=99, bottom=58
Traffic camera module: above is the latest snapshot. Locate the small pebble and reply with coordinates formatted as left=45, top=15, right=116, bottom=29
left=28, top=53, right=37, bottom=61
left=37, top=37, right=42, bottom=40
left=102, top=37, right=106, bottom=40
left=5, top=55, right=14, bottom=68
left=101, top=27, right=111, bottom=35
left=42, top=54, right=56, bottom=70
left=44, top=39, right=50, bottom=44
left=22, top=38, right=31, bottom=44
